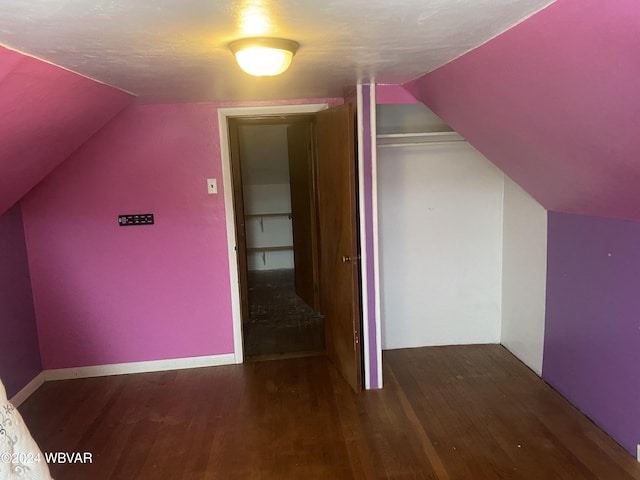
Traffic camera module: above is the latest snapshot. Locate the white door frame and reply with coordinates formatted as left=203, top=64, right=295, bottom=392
left=218, top=103, right=330, bottom=364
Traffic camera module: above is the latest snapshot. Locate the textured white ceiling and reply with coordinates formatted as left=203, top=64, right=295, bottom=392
left=0, top=0, right=555, bottom=103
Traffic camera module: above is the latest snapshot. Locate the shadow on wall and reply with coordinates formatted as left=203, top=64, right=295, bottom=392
left=0, top=204, right=41, bottom=397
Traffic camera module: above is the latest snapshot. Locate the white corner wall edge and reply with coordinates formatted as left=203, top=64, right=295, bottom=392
left=9, top=371, right=46, bottom=407
left=370, top=83, right=383, bottom=388
left=44, top=353, right=236, bottom=382
left=500, top=176, right=547, bottom=376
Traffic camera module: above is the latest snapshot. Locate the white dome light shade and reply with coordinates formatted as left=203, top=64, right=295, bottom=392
left=235, top=47, right=293, bottom=76
left=230, top=38, right=299, bottom=77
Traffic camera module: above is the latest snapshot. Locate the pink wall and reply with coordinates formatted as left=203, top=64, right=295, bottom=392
left=21, top=97, right=345, bottom=370
left=21, top=104, right=234, bottom=369
left=375, top=85, right=419, bottom=105
left=0, top=46, right=134, bottom=216
left=404, top=0, right=640, bottom=221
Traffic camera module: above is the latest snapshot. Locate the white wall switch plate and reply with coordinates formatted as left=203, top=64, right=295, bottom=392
left=207, top=178, right=217, bottom=194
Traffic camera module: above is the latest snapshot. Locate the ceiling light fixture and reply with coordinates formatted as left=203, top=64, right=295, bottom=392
left=229, top=37, right=300, bottom=77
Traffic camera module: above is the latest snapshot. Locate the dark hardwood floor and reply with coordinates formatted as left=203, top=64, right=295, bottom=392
left=19, top=345, right=640, bottom=479
left=244, top=269, right=325, bottom=359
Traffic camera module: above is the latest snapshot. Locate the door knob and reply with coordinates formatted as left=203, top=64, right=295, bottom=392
left=341, top=255, right=360, bottom=263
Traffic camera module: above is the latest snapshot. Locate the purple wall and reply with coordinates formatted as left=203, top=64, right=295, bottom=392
left=0, top=204, right=42, bottom=398
left=544, top=211, right=640, bottom=454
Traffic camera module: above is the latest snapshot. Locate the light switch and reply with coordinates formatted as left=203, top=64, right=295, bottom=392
left=207, top=178, right=218, bottom=194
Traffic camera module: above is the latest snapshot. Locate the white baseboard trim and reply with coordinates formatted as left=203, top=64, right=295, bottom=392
left=8, top=354, right=236, bottom=406
left=44, top=353, right=237, bottom=381
left=9, top=371, right=46, bottom=407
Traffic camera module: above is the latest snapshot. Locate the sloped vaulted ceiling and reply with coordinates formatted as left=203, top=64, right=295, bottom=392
left=405, top=0, right=640, bottom=222
left=0, top=46, right=134, bottom=216
left=0, top=0, right=554, bottom=103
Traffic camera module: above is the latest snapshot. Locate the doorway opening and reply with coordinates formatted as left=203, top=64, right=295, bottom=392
left=229, top=115, right=324, bottom=361
left=220, top=102, right=365, bottom=392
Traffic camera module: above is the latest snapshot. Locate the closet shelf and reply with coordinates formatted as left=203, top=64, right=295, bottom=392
left=246, top=246, right=292, bottom=253
left=377, top=131, right=464, bottom=146
left=245, top=212, right=292, bottom=232
left=247, top=245, right=293, bottom=266
left=245, top=212, right=291, bottom=218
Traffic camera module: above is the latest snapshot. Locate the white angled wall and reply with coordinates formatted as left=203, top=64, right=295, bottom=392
left=501, top=177, right=547, bottom=375
left=378, top=142, right=504, bottom=349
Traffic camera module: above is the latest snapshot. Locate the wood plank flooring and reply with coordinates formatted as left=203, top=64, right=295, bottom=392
left=19, top=345, right=640, bottom=479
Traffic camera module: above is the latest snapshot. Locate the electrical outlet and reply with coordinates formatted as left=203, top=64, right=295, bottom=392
left=207, top=178, right=218, bottom=194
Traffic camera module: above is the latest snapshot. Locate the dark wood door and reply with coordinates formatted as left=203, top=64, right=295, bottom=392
left=228, top=119, right=250, bottom=332
left=315, top=103, right=363, bottom=392
left=287, top=122, right=319, bottom=309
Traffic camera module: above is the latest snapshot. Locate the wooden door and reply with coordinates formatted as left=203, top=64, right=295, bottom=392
left=228, top=119, right=251, bottom=330
left=315, top=103, right=363, bottom=392
left=287, top=122, right=319, bottom=309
